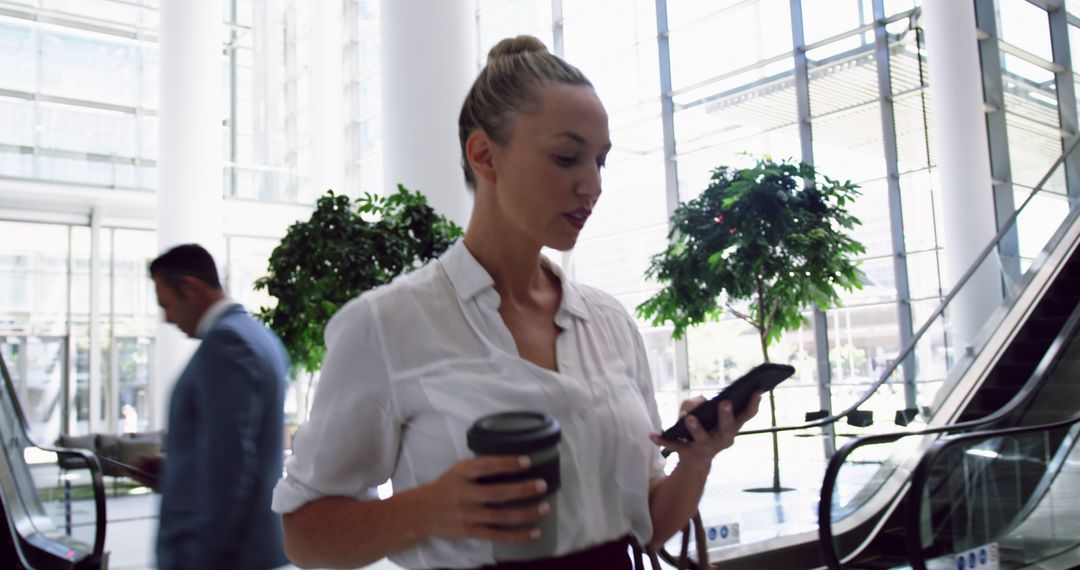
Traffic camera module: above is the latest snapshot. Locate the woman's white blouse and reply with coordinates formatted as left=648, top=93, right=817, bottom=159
left=272, top=241, right=666, bottom=569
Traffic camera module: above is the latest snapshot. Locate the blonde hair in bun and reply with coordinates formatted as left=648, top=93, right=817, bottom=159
left=458, top=35, right=592, bottom=188
left=485, top=35, right=548, bottom=64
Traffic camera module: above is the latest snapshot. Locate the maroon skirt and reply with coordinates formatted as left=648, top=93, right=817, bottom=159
left=461, top=536, right=634, bottom=570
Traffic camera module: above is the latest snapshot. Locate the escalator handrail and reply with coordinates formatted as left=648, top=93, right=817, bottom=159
left=818, top=290, right=1080, bottom=569
left=0, top=349, right=107, bottom=563
left=904, top=410, right=1080, bottom=570
left=52, top=448, right=107, bottom=563
left=740, top=131, right=1080, bottom=438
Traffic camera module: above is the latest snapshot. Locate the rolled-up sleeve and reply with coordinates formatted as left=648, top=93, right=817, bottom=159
left=272, top=296, right=398, bottom=513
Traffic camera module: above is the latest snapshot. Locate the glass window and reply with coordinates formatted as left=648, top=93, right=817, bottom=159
left=0, top=222, right=79, bottom=440
left=846, top=179, right=894, bottom=259
left=889, top=30, right=931, bottom=173
left=687, top=318, right=762, bottom=389
left=0, top=21, right=37, bottom=92
left=674, top=124, right=805, bottom=202
left=900, top=169, right=943, bottom=254
left=801, top=0, right=871, bottom=47
left=41, top=0, right=156, bottom=29
left=667, top=0, right=792, bottom=91
left=564, top=0, right=654, bottom=64
left=586, top=151, right=667, bottom=237
left=0, top=97, right=36, bottom=147
left=0, top=222, right=70, bottom=330
left=906, top=250, right=945, bottom=301
left=111, top=228, right=158, bottom=328
left=570, top=225, right=668, bottom=305
left=37, top=103, right=138, bottom=156
left=477, top=0, right=552, bottom=59
left=140, top=44, right=159, bottom=110
left=39, top=29, right=141, bottom=106
left=115, top=336, right=152, bottom=433
left=0, top=150, right=32, bottom=178
left=997, top=0, right=1052, bottom=62
left=806, top=39, right=888, bottom=182
left=640, top=327, right=677, bottom=393
left=909, top=297, right=948, bottom=387
left=578, top=42, right=661, bottom=114
left=227, top=235, right=278, bottom=312
left=825, top=302, right=901, bottom=412
left=2, top=336, right=67, bottom=443
left=1015, top=188, right=1069, bottom=262
left=844, top=256, right=898, bottom=305
left=883, top=0, right=919, bottom=17
left=672, top=57, right=802, bottom=199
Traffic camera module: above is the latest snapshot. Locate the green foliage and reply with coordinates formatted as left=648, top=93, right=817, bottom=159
left=637, top=157, right=866, bottom=360
left=254, top=185, right=463, bottom=373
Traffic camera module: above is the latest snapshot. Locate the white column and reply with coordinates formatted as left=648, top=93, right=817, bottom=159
left=923, top=0, right=1001, bottom=352
left=381, top=0, right=476, bottom=227
left=154, top=0, right=225, bottom=431
left=253, top=1, right=285, bottom=176
left=310, top=0, right=345, bottom=197
left=89, top=208, right=102, bottom=433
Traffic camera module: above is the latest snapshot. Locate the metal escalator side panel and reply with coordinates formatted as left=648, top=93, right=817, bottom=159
left=819, top=278, right=1080, bottom=568
left=904, top=306, right=1080, bottom=568
left=907, top=415, right=1080, bottom=569
left=0, top=351, right=103, bottom=569
left=0, top=463, right=35, bottom=569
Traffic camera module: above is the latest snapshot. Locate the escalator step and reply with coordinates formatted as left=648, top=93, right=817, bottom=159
left=1019, top=315, right=1064, bottom=339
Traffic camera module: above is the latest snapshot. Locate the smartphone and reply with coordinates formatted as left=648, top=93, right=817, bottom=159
left=98, top=456, right=158, bottom=484
left=660, top=362, right=795, bottom=444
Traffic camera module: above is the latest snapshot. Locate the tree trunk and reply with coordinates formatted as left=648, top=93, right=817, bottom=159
left=761, top=325, right=784, bottom=492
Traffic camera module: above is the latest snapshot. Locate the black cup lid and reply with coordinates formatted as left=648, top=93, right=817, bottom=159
left=467, top=411, right=561, bottom=455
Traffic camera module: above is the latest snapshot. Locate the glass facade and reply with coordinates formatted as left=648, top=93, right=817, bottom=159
left=0, top=0, right=365, bottom=437
left=0, top=0, right=368, bottom=202
left=0, top=220, right=157, bottom=442
left=0, top=219, right=283, bottom=441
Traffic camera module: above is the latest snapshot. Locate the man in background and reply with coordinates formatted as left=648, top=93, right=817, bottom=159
left=137, top=243, right=289, bottom=570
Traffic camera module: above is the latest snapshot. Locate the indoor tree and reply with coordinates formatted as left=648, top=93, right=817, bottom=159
left=254, top=186, right=463, bottom=421
left=638, top=157, right=865, bottom=492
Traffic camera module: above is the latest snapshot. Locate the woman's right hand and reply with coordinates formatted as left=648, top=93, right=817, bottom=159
left=418, top=455, right=550, bottom=542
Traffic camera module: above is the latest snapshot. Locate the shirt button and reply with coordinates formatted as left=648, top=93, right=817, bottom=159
left=578, top=409, right=588, bottom=419
left=561, top=360, right=571, bottom=369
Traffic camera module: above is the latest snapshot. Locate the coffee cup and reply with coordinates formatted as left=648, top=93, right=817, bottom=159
left=466, top=411, right=561, bottom=561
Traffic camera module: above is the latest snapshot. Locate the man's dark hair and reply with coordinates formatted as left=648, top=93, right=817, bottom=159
left=149, top=244, right=223, bottom=292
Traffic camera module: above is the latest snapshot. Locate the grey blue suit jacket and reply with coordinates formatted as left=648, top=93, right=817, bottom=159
left=156, top=304, right=290, bottom=570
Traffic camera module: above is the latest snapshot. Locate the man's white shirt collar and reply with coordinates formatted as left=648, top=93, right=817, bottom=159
left=196, top=298, right=238, bottom=339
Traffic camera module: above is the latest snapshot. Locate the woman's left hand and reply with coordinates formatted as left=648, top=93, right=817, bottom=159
left=650, top=391, right=763, bottom=466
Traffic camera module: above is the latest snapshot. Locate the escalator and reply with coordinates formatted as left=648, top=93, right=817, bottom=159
left=906, top=410, right=1080, bottom=568
left=820, top=274, right=1080, bottom=569
left=0, top=350, right=107, bottom=568
left=696, top=134, right=1080, bottom=568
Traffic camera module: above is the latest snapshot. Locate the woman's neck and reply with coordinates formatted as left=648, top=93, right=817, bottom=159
left=462, top=226, right=554, bottom=306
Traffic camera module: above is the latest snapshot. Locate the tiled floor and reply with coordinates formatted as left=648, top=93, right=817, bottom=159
left=95, top=453, right=856, bottom=569
left=100, top=493, right=405, bottom=570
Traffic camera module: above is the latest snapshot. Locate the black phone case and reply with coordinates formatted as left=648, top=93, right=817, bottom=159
left=660, top=362, right=795, bottom=443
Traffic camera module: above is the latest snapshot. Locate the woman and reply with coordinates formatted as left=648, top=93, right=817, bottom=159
left=272, top=35, right=761, bottom=569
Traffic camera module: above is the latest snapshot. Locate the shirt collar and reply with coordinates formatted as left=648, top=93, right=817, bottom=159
left=195, top=298, right=238, bottom=339
left=439, top=241, right=589, bottom=322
